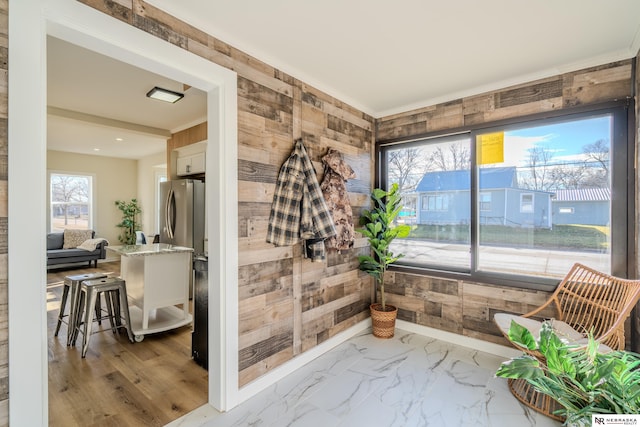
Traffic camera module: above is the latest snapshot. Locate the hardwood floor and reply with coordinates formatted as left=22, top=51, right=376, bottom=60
left=47, top=262, right=208, bottom=427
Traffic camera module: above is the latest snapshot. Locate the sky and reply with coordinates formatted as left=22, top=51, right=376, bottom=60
left=502, top=114, right=611, bottom=167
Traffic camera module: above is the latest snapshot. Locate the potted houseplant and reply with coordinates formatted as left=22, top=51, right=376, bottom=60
left=496, top=320, right=640, bottom=426
left=358, top=183, right=411, bottom=338
left=115, top=198, right=142, bottom=244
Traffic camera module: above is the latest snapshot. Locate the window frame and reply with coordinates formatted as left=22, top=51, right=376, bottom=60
left=48, top=170, right=96, bottom=233
left=377, top=101, right=634, bottom=290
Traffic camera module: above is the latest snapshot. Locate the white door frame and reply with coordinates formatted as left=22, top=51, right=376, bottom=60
left=8, top=1, right=239, bottom=425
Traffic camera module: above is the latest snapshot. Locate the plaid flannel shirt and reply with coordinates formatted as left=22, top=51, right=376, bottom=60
left=266, top=139, right=336, bottom=261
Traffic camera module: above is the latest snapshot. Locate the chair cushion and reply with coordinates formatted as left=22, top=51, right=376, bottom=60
left=494, top=313, right=612, bottom=353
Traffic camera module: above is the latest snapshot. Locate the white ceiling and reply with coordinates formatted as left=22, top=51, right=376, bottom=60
left=47, top=36, right=207, bottom=160
left=146, top=0, right=640, bottom=117
left=48, top=1, right=640, bottom=159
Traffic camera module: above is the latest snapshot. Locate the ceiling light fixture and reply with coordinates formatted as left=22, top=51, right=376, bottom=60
left=146, top=86, right=184, bottom=103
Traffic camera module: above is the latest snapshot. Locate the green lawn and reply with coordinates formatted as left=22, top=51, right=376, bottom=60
left=405, top=223, right=609, bottom=251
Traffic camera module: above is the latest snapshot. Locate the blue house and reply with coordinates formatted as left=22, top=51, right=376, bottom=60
left=552, top=188, right=610, bottom=226
left=414, top=167, right=552, bottom=228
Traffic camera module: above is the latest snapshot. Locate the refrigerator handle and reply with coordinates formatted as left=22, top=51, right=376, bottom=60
left=166, top=189, right=175, bottom=239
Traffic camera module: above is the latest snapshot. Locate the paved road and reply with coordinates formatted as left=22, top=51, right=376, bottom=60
left=392, top=239, right=610, bottom=279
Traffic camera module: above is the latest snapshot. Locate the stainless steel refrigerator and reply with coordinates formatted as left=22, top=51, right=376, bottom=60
left=159, top=179, right=205, bottom=255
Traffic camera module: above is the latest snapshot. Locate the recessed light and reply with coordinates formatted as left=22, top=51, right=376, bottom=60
left=93, top=148, right=101, bottom=152
left=115, top=137, right=124, bottom=141
left=146, top=86, right=184, bottom=103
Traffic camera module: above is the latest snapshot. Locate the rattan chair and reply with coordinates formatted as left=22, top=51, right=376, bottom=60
left=494, top=262, right=640, bottom=421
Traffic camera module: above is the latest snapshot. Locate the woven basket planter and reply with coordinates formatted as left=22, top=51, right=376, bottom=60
left=370, top=303, right=398, bottom=338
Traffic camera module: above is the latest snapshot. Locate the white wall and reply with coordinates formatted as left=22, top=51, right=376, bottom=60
left=48, top=149, right=168, bottom=248
left=137, top=151, right=167, bottom=238
left=47, top=150, right=137, bottom=249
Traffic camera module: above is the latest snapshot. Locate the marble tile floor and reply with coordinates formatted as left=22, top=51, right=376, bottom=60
left=171, top=329, right=562, bottom=427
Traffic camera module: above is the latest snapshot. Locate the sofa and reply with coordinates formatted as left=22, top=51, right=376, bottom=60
left=47, top=230, right=108, bottom=268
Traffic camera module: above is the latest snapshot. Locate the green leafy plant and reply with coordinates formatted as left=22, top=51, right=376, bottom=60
left=496, top=320, right=640, bottom=425
left=115, top=199, right=142, bottom=244
left=358, top=183, right=411, bottom=311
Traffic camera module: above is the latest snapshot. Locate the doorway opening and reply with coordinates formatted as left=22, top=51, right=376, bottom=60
left=8, top=2, right=239, bottom=425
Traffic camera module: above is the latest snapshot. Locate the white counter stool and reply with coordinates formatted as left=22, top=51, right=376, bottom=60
left=73, top=277, right=135, bottom=357
left=55, top=272, right=107, bottom=346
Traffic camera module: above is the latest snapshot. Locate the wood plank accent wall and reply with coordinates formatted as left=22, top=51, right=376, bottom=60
left=377, top=60, right=635, bottom=346
left=77, top=0, right=374, bottom=387
left=0, top=0, right=7, bottom=422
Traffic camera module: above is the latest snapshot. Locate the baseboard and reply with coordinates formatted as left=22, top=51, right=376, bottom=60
left=235, top=317, right=520, bottom=407
left=236, top=318, right=371, bottom=405
left=395, top=319, right=521, bottom=359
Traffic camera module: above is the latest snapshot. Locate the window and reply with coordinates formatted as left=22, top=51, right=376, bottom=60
left=49, top=172, right=93, bottom=232
left=380, top=103, right=631, bottom=283
left=479, top=193, right=491, bottom=211
left=424, top=195, right=449, bottom=211
left=520, top=193, right=533, bottom=213
left=385, top=134, right=471, bottom=272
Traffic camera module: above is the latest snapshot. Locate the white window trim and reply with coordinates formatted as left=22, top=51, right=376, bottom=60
left=48, top=170, right=96, bottom=232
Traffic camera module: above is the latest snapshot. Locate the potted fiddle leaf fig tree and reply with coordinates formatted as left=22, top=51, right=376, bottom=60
left=358, top=183, right=411, bottom=338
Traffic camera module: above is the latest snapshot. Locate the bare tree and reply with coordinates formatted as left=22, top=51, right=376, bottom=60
left=521, top=146, right=555, bottom=191
left=549, top=163, right=588, bottom=189
left=51, top=175, right=90, bottom=225
left=387, top=147, right=429, bottom=194
left=583, top=139, right=610, bottom=186
left=430, top=143, right=470, bottom=171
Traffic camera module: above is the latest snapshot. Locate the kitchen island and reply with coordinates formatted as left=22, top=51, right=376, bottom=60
left=107, top=243, right=193, bottom=341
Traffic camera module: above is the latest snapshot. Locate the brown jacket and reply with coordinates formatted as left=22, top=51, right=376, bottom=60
left=320, top=148, right=356, bottom=250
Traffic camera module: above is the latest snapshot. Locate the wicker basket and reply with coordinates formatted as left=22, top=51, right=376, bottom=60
left=508, top=378, right=564, bottom=422
left=370, top=303, right=397, bottom=338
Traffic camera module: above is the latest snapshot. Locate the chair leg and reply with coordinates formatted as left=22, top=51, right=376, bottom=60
left=111, top=290, right=123, bottom=330
left=71, top=291, right=85, bottom=346
left=95, top=293, right=102, bottom=325
left=67, top=282, right=81, bottom=346
left=118, top=286, right=135, bottom=343
left=104, top=290, right=117, bottom=334
left=54, top=283, right=70, bottom=337
left=82, top=289, right=98, bottom=358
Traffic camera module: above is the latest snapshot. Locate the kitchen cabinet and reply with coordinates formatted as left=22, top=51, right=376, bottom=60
left=177, top=151, right=205, bottom=176
left=174, top=140, right=207, bottom=177
left=107, top=243, right=194, bottom=341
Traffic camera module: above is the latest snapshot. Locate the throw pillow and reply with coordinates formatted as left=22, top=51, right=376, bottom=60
left=47, top=233, right=64, bottom=250
left=63, top=229, right=94, bottom=249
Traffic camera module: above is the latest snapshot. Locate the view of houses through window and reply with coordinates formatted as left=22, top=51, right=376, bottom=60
left=49, top=172, right=93, bottom=232
left=382, top=109, right=623, bottom=281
